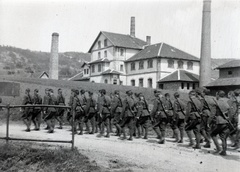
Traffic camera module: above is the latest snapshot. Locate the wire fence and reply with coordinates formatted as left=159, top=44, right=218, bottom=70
left=0, top=104, right=75, bottom=150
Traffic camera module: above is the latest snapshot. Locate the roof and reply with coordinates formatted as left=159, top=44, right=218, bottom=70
left=216, top=59, right=240, bottom=69
left=81, top=61, right=89, bottom=68
left=158, top=70, right=199, bottom=83
left=206, top=77, right=240, bottom=87
left=39, top=71, right=49, bottom=78
left=101, top=69, right=122, bottom=75
left=68, top=72, right=84, bottom=81
left=28, top=71, right=49, bottom=78
left=126, top=42, right=200, bottom=62
left=88, top=58, right=110, bottom=65
left=88, top=31, right=147, bottom=52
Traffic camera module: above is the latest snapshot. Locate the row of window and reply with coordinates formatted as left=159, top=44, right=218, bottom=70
left=98, top=39, right=108, bottom=49
left=130, top=59, right=193, bottom=71
left=158, top=82, right=196, bottom=90
left=131, top=78, right=153, bottom=88
left=84, top=69, right=89, bottom=75
left=97, top=48, right=125, bottom=59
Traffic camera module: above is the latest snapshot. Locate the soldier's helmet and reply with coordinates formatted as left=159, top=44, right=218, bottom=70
left=80, top=90, right=85, bottom=94
left=88, top=91, right=93, bottom=95
left=234, top=89, right=240, bottom=96
left=114, top=90, right=120, bottom=95
left=189, top=90, right=196, bottom=96
left=26, top=88, right=30, bottom=93
left=195, top=88, right=203, bottom=95
left=126, top=90, right=133, bottom=95
left=49, top=89, right=54, bottom=93
left=174, top=92, right=180, bottom=98
left=34, top=89, right=39, bottom=93
left=138, top=93, right=144, bottom=98
left=101, top=89, right=106, bottom=94
left=75, top=90, right=79, bottom=95
left=218, top=90, right=225, bottom=98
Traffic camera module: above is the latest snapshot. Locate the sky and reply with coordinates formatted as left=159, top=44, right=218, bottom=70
left=0, top=0, right=240, bottom=59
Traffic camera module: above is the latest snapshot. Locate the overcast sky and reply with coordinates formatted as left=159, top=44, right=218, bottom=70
left=0, top=0, right=239, bottom=59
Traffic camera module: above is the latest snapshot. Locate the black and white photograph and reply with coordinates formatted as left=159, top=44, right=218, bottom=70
left=0, top=0, right=239, bottom=171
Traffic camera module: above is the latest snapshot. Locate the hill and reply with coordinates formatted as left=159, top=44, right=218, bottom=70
left=0, top=45, right=90, bottom=79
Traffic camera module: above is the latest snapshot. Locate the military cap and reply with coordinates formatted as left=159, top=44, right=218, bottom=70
left=88, top=91, right=93, bottom=95
left=71, top=89, right=75, bottom=92
left=80, top=90, right=85, bottom=94
left=101, top=89, right=106, bottom=94
left=34, top=89, right=39, bottom=93
left=75, top=90, right=79, bottom=95
left=234, top=89, right=240, bottom=96
left=126, top=90, right=133, bottom=95
left=138, top=93, right=144, bottom=97
left=114, top=90, right=120, bottom=95
left=218, top=90, right=225, bottom=98
left=189, top=90, right=196, bottom=96
left=174, top=92, right=180, bottom=98
left=202, top=88, right=210, bottom=94
left=165, top=93, right=170, bottom=97
left=45, top=88, right=49, bottom=91
left=58, top=88, right=62, bottom=91
left=49, top=89, right=54, bottom=93
left=26, top=88, right=30, bottom=92
left=195, top=88, right=203, bottom=95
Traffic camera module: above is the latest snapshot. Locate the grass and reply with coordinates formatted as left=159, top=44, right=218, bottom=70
left=0, top=141, right=104, bottom=172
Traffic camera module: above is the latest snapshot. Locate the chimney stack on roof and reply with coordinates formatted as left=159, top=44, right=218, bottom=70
left=199, top=0, right=211, bottom=87
left=130, top=17, right=135, bottom=37
left=146, top=36, right=151, bottom=45
left=49, top=32, right=59, bottom=80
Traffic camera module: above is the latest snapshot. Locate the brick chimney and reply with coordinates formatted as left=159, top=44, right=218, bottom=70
left=49, top=32, right=59, bottom=80
left=130, top=17, right=135, bottom=37
left=146, top=36, right=151, bottom=45
left=199, top=0, right=211, bottom=87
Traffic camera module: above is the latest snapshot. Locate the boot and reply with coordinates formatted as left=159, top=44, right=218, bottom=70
left=120, top=127, right=127, bottom=140
left=193, top=132, right=201, bottom=149
left=212, top=136, right=221, bottom=153
left=143, top=128, right=148, bottom=139
left=186, top=131, right=194, bottom=146
left=136, top=127, right=141, bottom=138
left=178, top=129, right=184, bottom=143
left=153, top=128, right=162, bottom=140
left=173, top=129, right=179, bottom=142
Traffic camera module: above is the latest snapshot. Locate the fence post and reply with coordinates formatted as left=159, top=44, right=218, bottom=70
left=71, top=108, right=75, bottom=150
left=6, top=105, right=10, bottom=144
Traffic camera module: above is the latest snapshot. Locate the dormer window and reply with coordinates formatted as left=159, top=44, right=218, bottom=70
left=98, top=41, right=101, bottom=49
left=178, top=60, right=183, bottom=69
left=168, top=59, right=174, bottom=68
left=187, top=61, right=193, bottom=70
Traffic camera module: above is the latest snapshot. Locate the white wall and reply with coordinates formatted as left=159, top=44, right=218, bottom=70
left=126, top=73, right=157, bottom=88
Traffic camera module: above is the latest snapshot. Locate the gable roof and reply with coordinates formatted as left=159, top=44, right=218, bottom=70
left=28, top=71, right=49, bottom=78
left=101, top=69, right=122, bottom=75
left=88, top=58, right=110, bottom=65
left=206, top=77, right=240, bottom=87
left=126, top=42, right=200, bottom=62
left=68, top=72, right=84, bottom=81
left=158, top=70, right=199, bottom=83
left=216, top=59, right=240, bottom=69
left=88, top=31, right=147, bottom=53
left=39, top=71, right=49, bottom=78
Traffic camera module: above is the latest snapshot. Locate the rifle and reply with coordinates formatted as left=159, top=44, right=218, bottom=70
left=212, top=98, right=236, bottom=133
left=75, top=96, right=84, bottom=113
left=175, top=98, right=186, bottom=116
left=189, top=97, right=202, bottom=117
left=157, top=97, right=168, bottom=117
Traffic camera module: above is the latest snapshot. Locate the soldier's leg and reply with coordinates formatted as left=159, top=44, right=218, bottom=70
left=78, top=116, right=84, bottom=135
left=104, top=115, right=110, bottom=138
left=89, top=113, right=95, bottom=134
left=143, top=117, right=150, bottom=139
left=193, top=122, right=201, bottom=149
left=178, top=119, right=185, bottom=143
left=22, top=112, right=31, bottom=132
left=158, top=118, right=167, bottom=144
left=136, top=118, right=141, bottom=138
left=201, top=116, right=211, bottom=148
left=153, top=117, right=162, bottom=139
left=219, top=125, right=229, bottom=156
left=127, top=117, right=134, bottom=141
left=210, top=125, right=221, bottom=153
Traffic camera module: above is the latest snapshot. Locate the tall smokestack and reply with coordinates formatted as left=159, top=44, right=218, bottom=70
left=199, top=0, right=211, bottom=87
left=130, top=17, right=135, bottom=37
left=146, top=36, right=151, bottom=45
left=49, top=32, right=59, bottom=80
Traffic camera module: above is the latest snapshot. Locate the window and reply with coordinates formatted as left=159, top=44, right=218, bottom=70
left=104, top=79, right=108, bottom=84
left=104, top=51, right=107, bottom=58
left=148, top=59, right=153, bottom=68
left=98, top=52, right=101, bottom=59
left=148, top=78, right=152, bottom=88
left=98, top=64, right=101, bottom=72
left=84, top=69, right=86, bottom=74
left=158, top=83, right=164, bottom=89
left=187, top=83, right=190, bottom=90
left=104, top=39, right=108, bottom=47
left=131, top=62, right=135, bottom=71
left=139, top=61, right=144, bottom=70
left=120, top=81, right=123, bottom=85
left=228, top=71, right=232, bottom=75
left=181, top=82, right=184, bottom=89
left=187, top=61, right=193, bottom=70
left=86, top=69, right=89, bottom=74
left=131, top=79, right=135, bottom=86
left=178, top=60, right=183, bottom=69
left=91, top=65, right=95, bottom=73
left=120, top=49, right=124, bottom=56
left=192, top=83, right=195, bottom=89
left=120, top=64, right=124, bottom=71
left=168, top=59, right=174, bottom=68
left=139, top=78, right=143, bottom=87
left=98, top=41, right=101, bottom=49
left=113, top=79, right=117, bottom=85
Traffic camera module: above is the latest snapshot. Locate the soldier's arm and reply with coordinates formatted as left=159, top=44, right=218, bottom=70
left=185, top=102, right=191, bottom=122
left=120, top=99, right=127, bottom=119
left=150, top=100, right=158, bottom=117
left=136, top=103, right=143, bottom=118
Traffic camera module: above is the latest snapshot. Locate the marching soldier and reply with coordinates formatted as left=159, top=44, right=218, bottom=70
left=173, top=92, right=186, bottom=143
left=136, top=93, right=151, bottom=139
left=67, top=89, right=75, bottom=128
left=211, top=90, right=230, bottom=156
left=185, top=90, right=203, bottom=149
left=233, top=89, right=240, bottom=150
left=85, top=91, right=97, bottom=134
left=165, top=93, right=178, bottom=140
left=56, top=88, right=65, bottom=129
left=80, top=90, right=89, bottom=133
left=97, top=89, right=111, bottom=137
left=197, top=88, right=215, bottom=148
left=43, top=88, right=50, bottom=130
left=44, top=89, right=57, bottom=133
left=21, top=88, right=34, bottom=132
left=32, top=89, right=42, bottom=131
left=120, top=90, right=136, bottom=141
left=111, top=90, right=123, bottom=136
left=151, top=90, right=168, bottom=144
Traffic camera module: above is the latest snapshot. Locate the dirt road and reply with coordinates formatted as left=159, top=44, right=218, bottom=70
left=0, top=123, right=239, bottom=172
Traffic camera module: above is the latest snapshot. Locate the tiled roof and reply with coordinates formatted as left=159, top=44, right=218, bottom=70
left=88, top=58, right=110, bottom=64
left=206, top=77, right=240, bottom=87
left=88, top=31, right=147, bottom=52
left=158, top=70, right=199, bottom=83
left=101, top=69, right=121, bottom=75
left=216, top=59, right=240, bottom=69
left=126, top=42, right=199, bottom=62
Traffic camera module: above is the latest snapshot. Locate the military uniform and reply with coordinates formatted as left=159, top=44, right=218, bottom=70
left=22, top=89, right=34, bottom=132
left=151, top=95, right=168, bottom=144
left=97, top=90, right=111, bottom=137
left=56, top=90, right=66, bottom=129
left=67, top=89, right=75, bottom=124
left=32, top=90, right=42, bottom=130
left=73, top=92, right=85, bottom=135
left=111, top=91, right=123, bottom=136
left=85, top=92, right=97, bottom=134
left=185, top=94, right=203, bottom=148
left=136, top=94, right=150, bottom=139
left=211, top=96, right=230, bottom=155
left=43, top=89, right=50, bottom=129
left=120, top=91, right=136, bottom=140
left=173, top=97, right=186, bottom=143
left=45, top=90, right=57, bottom=133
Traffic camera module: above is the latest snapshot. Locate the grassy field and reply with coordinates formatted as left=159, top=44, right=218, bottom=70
left=0, top=141, right=105, bottom=172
